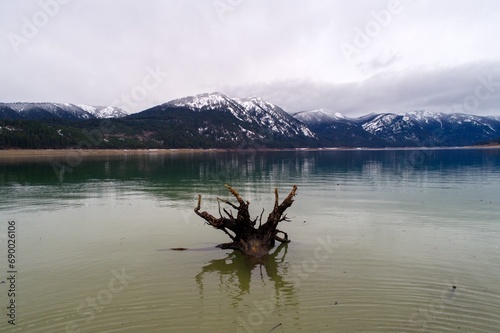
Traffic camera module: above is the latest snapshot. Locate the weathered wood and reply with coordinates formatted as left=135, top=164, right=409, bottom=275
left=194, top=185, right=297, bottom=257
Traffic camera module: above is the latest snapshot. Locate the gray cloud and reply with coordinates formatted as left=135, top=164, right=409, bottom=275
left=224, top=61, right=500, bottom=116
left=1, top=0, right=500, bottom=115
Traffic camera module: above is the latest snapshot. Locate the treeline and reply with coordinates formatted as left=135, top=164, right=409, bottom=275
left=0, top=119, right=254, bottom=150
left=0, top=108, right=316, bottom=149
left=0, top=120, right=83, bottom=149
left=0, top=119, right=161, bottom=149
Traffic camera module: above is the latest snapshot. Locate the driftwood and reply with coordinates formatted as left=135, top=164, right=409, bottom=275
left=195, top=184, right=297, bottom=257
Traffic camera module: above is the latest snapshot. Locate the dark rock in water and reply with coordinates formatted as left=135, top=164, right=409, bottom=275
left=453, top=285, right=457, bottom=289
left=171, top=247, right=188, bottom=251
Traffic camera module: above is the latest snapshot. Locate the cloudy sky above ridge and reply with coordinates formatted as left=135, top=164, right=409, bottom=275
left=1, top=0, right=500, bottom=116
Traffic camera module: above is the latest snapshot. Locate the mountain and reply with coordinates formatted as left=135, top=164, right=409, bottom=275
left=165, top=92, right=314, bottom=139
left=2, top=94, right=500, bottom=149
left=76, top=105, right=128, bottom=118
left=293, top=109, right=386, bottom=147
left=361, top=111, right=500, bottom=146
left=0, top=102, right=127, bottom=120
left=293, top=109, right=348, bottom=125
left=125, top=92, right=317, bottom=148
left=295, top=109, right=500, bottom=147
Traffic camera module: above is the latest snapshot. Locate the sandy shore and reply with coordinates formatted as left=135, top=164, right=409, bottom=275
left=0, top=148, right=213, bottom=159
left=0, top=149, right=223, bottom=161
left=1, top=146, right=499, bottom=159
left=0, top=149, right=206, bottom=157
left=0, top=148, right=318, bottom=160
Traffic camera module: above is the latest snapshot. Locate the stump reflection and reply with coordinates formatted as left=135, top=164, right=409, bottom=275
left=195, top=242, right=298, bottom=312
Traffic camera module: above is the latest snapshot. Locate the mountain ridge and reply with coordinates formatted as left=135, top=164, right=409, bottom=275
left=295, top=108, right=500, bottom=147
left=0, top=102, right=127, bottom=120
left=1, top=93, right=500, bottom=149
left=125, top=92, right=317, bottom=148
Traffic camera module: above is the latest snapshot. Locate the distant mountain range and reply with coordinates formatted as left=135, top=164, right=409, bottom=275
left=0, top=102, right=127, bottom=120
left=1, top=93, right=500, bottom=149
left=294, top=109, right=500, bottom=147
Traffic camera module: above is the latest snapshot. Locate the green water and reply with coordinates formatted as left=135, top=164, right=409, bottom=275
left=0, top=149, right=499, bottom=332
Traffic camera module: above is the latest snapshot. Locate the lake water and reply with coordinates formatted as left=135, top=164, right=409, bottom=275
left=1, top=149, right=500, bottom=333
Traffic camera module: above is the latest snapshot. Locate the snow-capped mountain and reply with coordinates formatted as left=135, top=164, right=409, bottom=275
left=2, top=94, right=500, bottom=149
left=235, top=96, right=314, bottom=138
left=167, top=92, right=242, bottom=115
left=77, top=105, right=128, bottom=118
left=164, top=92, right=314, bottom=139
left=293, top=109, right=385, bottom=147
left=0, top=102, right=127, bottom=120
left=0, top=102, right=93, bottom=120
left=361, top=111, right=500, bottom=145
left=296, top=109, right=500, bottom=147
left=293, top=109, right=348, bottom=125
left=126, top=92, right=317, bottom=148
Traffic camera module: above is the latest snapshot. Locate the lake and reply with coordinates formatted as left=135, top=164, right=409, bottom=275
left=1, top=149, right=499, bottom=332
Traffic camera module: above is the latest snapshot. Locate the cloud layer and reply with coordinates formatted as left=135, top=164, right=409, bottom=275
left=1, top=0, right=499, bottom=115
left=226, top=61, right=500, bottom=116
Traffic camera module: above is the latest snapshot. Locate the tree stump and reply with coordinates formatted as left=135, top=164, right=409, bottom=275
left=195, top=184, right=297, bottom=257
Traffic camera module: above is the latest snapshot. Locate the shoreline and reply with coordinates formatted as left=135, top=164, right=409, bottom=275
left=1, top=145, right=500, bottom=158
left=0, top=148, right=204, bottom=158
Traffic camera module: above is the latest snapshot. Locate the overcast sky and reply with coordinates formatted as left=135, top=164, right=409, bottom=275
left=1, top=0, right=500, bottom=116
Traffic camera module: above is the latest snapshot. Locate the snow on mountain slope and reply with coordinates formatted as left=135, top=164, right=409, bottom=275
left=362, top=113, right=401, bottom=135
left=3, top=95, right=499, bottom=148
left=362, top=111, right=498, bottom=135
left=236, top=96, right=315, bottom=138
left=167, top=92, right=244, bottom=120
left=0, top=102, right=127, bottom=120
left=166, top=92, right=315, bottom=138
left=361, top=110, right=500, bottom=144
left=293, top=108, right=500, bottom=147
left=1, top=102, right=94, bottom=120
left=402, top=110, right=445, bottom=123
left=77, top=105, right=128, bottom=118
left=168, top=92, right=233, bottom=110
left=293, top=109, right=347, bottom=125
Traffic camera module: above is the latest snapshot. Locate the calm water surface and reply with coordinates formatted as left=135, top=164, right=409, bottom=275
left=0, top=149, right=499, bottom=332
